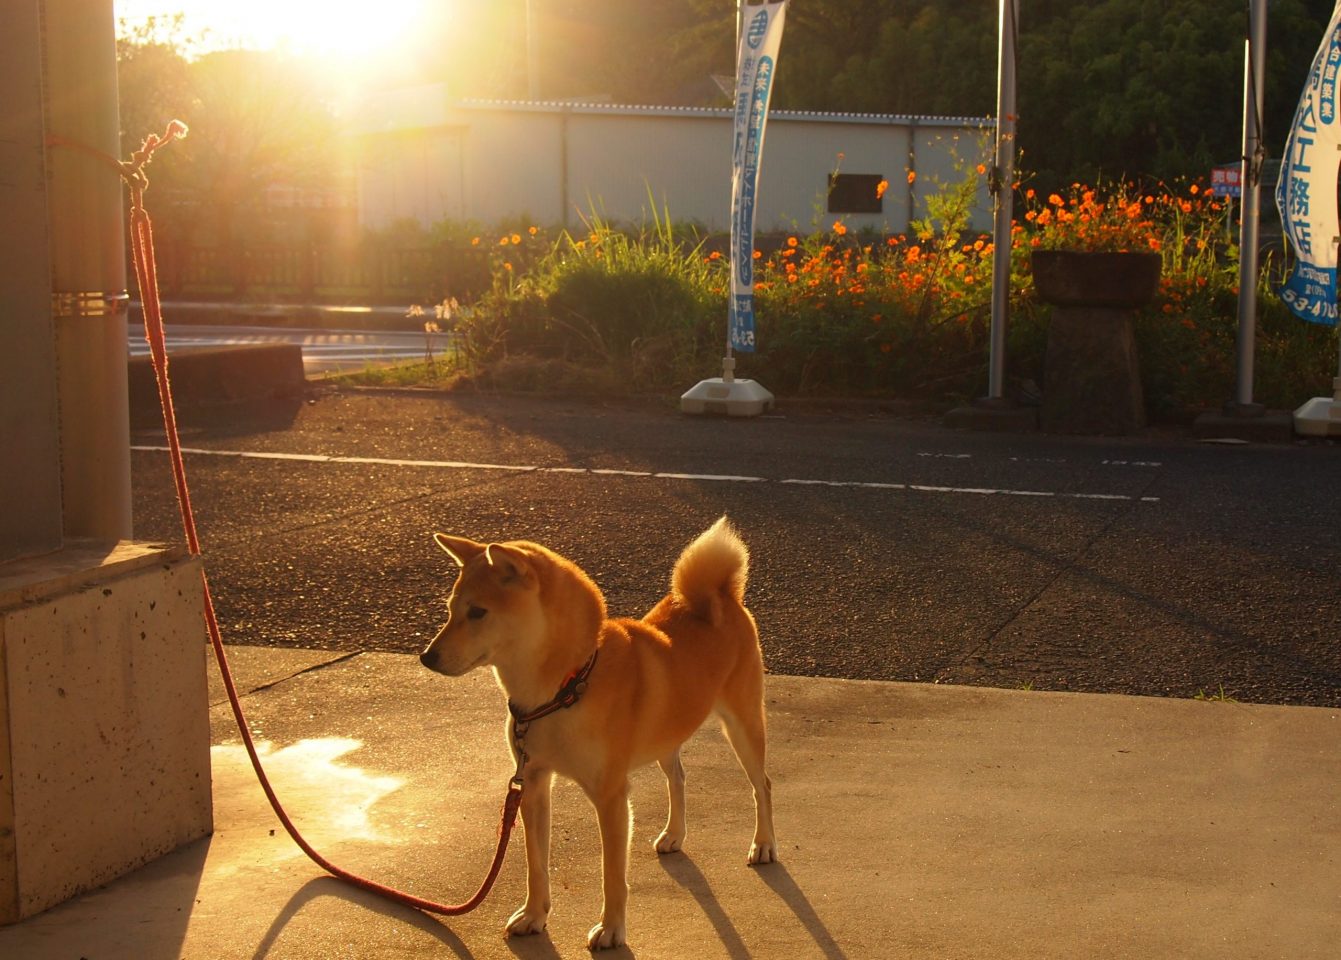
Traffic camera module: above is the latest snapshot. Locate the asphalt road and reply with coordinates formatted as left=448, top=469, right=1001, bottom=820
left=129, top=388, right=1341, bottom=708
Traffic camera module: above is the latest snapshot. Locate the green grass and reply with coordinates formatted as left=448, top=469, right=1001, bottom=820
left=1192, top=684, right=1237, bottom=703
left=328, top=357, right=462, bottom=388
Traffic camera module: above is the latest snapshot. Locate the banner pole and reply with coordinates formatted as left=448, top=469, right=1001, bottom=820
left=1232, top=0, right=1268, bottom=413
left=725, top=0, right=742, bottom=380
left=986, top=0, right=1018, bottom=402
left=681, top=0, right=781, bottom=415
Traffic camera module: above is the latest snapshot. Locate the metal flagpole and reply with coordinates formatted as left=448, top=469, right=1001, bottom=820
left=724, top=0, right=742, bottom=383
left=942, top=0, right=1037, bottom=430
left=986, top=0, right=1019, bottom=402
left=1231, top=0, right=1268, bottom=414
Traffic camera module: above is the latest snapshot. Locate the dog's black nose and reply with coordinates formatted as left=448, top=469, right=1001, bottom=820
left=419, top=650, right=436, bottom=669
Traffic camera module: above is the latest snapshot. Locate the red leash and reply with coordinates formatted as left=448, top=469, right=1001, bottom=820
left=59, top=122, right=521, bottom=916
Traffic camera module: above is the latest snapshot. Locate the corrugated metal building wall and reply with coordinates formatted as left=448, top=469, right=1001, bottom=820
left=355, top=89, right=993, bottom=235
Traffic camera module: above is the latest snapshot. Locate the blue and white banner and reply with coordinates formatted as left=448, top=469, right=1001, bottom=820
left=1277, top=0, right=1341, bottom=327
left=729, top=0, right=788, bottom=353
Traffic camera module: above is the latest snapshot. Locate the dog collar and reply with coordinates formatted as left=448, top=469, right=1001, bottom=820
left=508, top=647, right=600, bottom=726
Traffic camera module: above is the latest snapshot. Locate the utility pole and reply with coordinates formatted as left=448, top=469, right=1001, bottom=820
left=44, top=0, right=133, bottom=541
left=526, top=0, right=540, bottom=99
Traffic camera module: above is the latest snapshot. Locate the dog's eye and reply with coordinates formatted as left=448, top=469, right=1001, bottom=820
left=467, top=605, right=488, bottom=621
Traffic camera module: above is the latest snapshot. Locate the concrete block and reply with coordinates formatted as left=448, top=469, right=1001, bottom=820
left=0, top=541, right=212, bottom=923
left=943, top=401, right=1039, bottom=433
left=127, top=343, right=305, bottom=410
left=1192, top=408, right=1296, bottom=444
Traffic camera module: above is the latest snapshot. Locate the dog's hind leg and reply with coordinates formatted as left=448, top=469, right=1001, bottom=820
left=653, top=749, right=687, bottom=854
left=507, top=767, right=554, bottom=937
left=717, top=693, right=777, bottom=866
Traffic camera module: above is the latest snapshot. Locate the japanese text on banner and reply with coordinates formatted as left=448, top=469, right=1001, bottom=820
left=728, top=1, right=789, bottom=352
left=1276, top=0, right=1341, bottom=327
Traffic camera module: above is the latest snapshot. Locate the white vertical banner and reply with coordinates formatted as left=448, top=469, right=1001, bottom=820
left=729, top=0, right=789, bottom=353
left=1277, top=0, right=1341, bottom=327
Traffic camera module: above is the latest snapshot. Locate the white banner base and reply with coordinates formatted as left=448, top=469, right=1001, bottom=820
left=680, top=376, right=775, bottom=417
left=1293, top=377, right=1341, bottom=436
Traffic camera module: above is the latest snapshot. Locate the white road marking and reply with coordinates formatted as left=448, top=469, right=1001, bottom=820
left=653, top=472, right=767, bottom=483
left=131, top=445, right=1159, bottom=503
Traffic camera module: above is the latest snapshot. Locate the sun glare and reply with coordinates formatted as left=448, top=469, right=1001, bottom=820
left=116, top=0, right=431, bottom=59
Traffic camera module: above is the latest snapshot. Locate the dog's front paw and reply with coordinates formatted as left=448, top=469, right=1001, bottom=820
left=747, top=841, right=777, bottom=865
left=653, top=829, right=684, bottom=854
left=506, top=904, right=549, bottom=937
left=587, top=920, right=627, bottom=950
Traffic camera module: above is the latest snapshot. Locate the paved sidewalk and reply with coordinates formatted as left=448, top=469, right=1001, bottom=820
left=2, top=646, right=1338, bottom=959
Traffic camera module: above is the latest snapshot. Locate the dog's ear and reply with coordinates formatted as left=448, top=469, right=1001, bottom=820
left=484, top=543, right=535, bottom=586
left=433, top=533, right=485, bottom=567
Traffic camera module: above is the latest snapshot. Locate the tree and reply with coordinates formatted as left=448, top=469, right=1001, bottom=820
left=750, top=0, right=1334, bottom=186
left=115, top=15, right=197, bottom=196
left=117, top=1, right=1341, bottom=202
left=177, top=51, right=342, bottom=219
left=117, top=31, right=345, bottom=242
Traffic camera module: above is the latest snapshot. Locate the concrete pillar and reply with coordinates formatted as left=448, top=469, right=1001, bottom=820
left=0, top=0, right=63, bottom=565
left=43, top=0, right=133, bottom=542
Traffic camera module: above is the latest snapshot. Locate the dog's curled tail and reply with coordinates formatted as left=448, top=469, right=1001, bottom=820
left=671, top=516, right=750, bottom=623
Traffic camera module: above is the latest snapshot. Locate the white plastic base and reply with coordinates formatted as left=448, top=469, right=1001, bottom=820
left=680, top=377, right=775, bottom=417
left=1293, top=395, right=1341, bottom=436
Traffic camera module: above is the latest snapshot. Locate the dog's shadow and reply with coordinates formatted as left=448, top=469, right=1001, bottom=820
left=503, top=929, right=566, bottom=960
left=504, top=925, right=636, bottom=960
left=250, top=878, right=639, bottom=960
left=657, top=855, right=847, bottom=960
left=249, top=877, right=476, bottom=960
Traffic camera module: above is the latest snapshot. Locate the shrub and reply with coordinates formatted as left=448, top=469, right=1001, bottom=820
left=422, top=174, right=1338, bottom=414
left=455, top=208, right=721, bottom=388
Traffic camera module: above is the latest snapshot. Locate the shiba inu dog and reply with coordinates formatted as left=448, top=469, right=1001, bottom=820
left=420, top=516, right=775, bottom=950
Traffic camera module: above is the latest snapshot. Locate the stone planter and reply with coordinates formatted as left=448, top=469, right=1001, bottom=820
left=1031, top=250, right=1160, bottom=435
left=1031, top=250, right=1161, bottom=309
